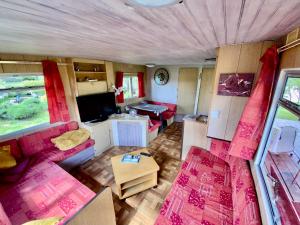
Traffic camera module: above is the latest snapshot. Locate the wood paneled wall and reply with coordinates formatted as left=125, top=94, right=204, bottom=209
left=112, top=62, right=147, bottom=105
left=207, top=41, right=274, bottom=141
left=280, top=45, right=300, bottom=69
left=197, top=67, right=215, bottom=116
left=0, top=54, right=78, bottom=121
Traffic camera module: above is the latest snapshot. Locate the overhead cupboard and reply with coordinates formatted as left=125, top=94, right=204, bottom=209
left=67, top=58, right=114, bottom=96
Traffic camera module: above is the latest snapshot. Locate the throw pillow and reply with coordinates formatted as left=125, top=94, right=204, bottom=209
left=0, top=149, right=16, bottom=169
left=51, top=128, right=90, bottom=151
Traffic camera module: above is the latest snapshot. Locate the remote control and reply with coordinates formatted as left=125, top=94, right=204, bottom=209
left=140, top=152, right=152, bottom=157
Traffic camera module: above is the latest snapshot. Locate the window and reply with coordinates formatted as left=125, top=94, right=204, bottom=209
left=0, top=74, right=49, bottom=136
left=255, top=71, right=300, bottom=225
left=123, top=75, right=138, bottom=99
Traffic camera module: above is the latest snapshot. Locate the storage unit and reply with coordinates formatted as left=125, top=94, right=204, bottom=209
left=68, top=58, right=114, bottom=96
left=81, top=120, right=113, bottom=156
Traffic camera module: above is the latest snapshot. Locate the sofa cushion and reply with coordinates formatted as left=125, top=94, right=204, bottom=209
left=210, top=139, right=231, bottom=163
left=0, top=202, right=11, bottom=225
left=155, top=146, right=233, bottom=225
left=0, top=160, right=95, bottom=225
left=34, top=139, right=95, bottom=163
left=19, top=122, right=79, bottom=157
left=149, top=120, right=162, bottom=133
left=162, top=111, right=175, bottom=120
left=228, top=157, right=261, bottom=225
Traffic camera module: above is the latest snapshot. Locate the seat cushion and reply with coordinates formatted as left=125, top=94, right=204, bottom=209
left=0, top=202, right=11, bottom=225
left=210, top=139, right=231, bottom=163
left=149, top=120, right=162, bottom=133
left=155, top=146, right=233, bottom=225
left=228, top=157, right=261, bottom=225
left=19, top=122, right=79, bottom=157
left=162, top=111, right=175, bottom=120
left=34, top=139, right=95, bottom=163
left=0, top=160, right=95, bottom=225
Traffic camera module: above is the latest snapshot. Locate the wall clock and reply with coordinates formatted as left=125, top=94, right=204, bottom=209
left=154, top=68, right=169, bottom=85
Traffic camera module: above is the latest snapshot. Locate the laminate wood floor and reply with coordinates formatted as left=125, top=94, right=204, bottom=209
left=71, top=122, right=183, bottom=225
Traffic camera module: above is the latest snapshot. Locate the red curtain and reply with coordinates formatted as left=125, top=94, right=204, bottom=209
left=228, top=45, right=279, bottom=160
left=137, top=72, right=145, bottom=98
left=42, top=60, right=70, bottom=124
left=115, top=71, right=124, bottom=103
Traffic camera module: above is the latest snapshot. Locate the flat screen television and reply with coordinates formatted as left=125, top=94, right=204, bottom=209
left=76, top=92, right=117, bottom=123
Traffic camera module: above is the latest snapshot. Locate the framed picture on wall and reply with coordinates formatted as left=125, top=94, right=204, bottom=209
left=217, top=73, right=255, bottom=97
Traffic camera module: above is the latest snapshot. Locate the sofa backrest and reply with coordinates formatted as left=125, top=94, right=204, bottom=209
left=0, top=139, right=23, bottom=160
left=146, top=100, right=177, bottom=112
left=0, top=202, right=11, bottom=225
left=18, top=121, right=78, bottom=157
left=228, top=156, right=261, bottom=225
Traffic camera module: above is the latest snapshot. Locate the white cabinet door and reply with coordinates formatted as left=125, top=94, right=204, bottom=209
left=92, top=121, right=112, bottom=156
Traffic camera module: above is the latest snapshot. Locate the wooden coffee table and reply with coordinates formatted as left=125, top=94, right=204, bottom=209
left=111, top=149, right=159, bottom=199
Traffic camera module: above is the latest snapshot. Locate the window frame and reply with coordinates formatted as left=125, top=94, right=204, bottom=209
left=123, top=73, right=139, bottom=100
left=0, top=73, right=50, bottom=139
left=252, top=68, right=300, bottom=225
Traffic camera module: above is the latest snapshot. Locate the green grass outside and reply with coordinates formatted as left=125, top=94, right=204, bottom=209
left=0, top=110, right=49, bottom=136
left=276, top=107, right=299, bottom=121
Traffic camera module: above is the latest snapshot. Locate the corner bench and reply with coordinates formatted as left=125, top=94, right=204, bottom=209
left=155, top=142, right=261, bottom=225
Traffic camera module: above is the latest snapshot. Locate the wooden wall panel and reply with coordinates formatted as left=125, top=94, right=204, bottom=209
left=280, top=45, right=300, bottom=69
left=177, top=68, right=199, bottom=114
left=208, top=41, right=274, bottom=141
left=207, top=44, right=241, bottom=140
left=197, top=67, right=215, bottom=116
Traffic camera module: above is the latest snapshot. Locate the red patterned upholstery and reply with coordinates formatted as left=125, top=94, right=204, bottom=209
left=149, top=120, right=162, bottom=133
left=229, top=157, right=261, bottom=225
left=18, top=121, right=80, bottom=157
left=0, top=160, right=95, bottom=225
left=0, top=202, right=11, bottom=225
left=155, top=146, right=261, bottom=225
left=210, top=139, right=231, bottom=163
left=33, top=139, right=95, bottom=163
left=155, top=147, right=233, bottom=225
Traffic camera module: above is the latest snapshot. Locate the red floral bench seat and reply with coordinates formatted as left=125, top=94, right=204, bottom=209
left=155, top=143, right=261, bottom=225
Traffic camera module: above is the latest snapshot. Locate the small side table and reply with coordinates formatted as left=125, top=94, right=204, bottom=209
left=111, top=149, right=159, bottom=199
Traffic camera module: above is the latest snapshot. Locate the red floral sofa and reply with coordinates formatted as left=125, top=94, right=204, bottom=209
left=155, top=139, right=261, bottom=225
left=139, top=100, right=177, bottom=126
left=0, top=122, right=96, bottom=225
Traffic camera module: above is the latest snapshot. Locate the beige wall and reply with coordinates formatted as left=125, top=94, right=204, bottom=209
left=207, top=41, right=274, bottom=141
left=197, top=67, right=215, bottom=116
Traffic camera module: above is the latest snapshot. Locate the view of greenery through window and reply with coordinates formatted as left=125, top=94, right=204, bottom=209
left=123, top=76, right=138, bottom=99
left=0, top=75, right=49, bottom=136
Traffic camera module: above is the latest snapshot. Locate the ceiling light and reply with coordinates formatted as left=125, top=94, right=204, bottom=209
left=146, top=64, right=156, bottom=67
left=128, top=0, right=183, bottom=8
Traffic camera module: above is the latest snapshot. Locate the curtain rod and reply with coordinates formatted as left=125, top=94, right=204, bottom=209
left=0, top=60, right=72, bottom=66
left=278, top=38, right=300, bottom=53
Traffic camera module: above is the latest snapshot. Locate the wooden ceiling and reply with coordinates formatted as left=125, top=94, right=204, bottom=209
left=0, top=0, right=299, bottom=65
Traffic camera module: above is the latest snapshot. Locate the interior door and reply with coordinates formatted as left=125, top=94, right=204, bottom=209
left=177, top=68, right=199, bottom=115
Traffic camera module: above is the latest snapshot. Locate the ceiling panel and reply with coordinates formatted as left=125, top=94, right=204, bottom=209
left=0, top=0, right=299, bottom=65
